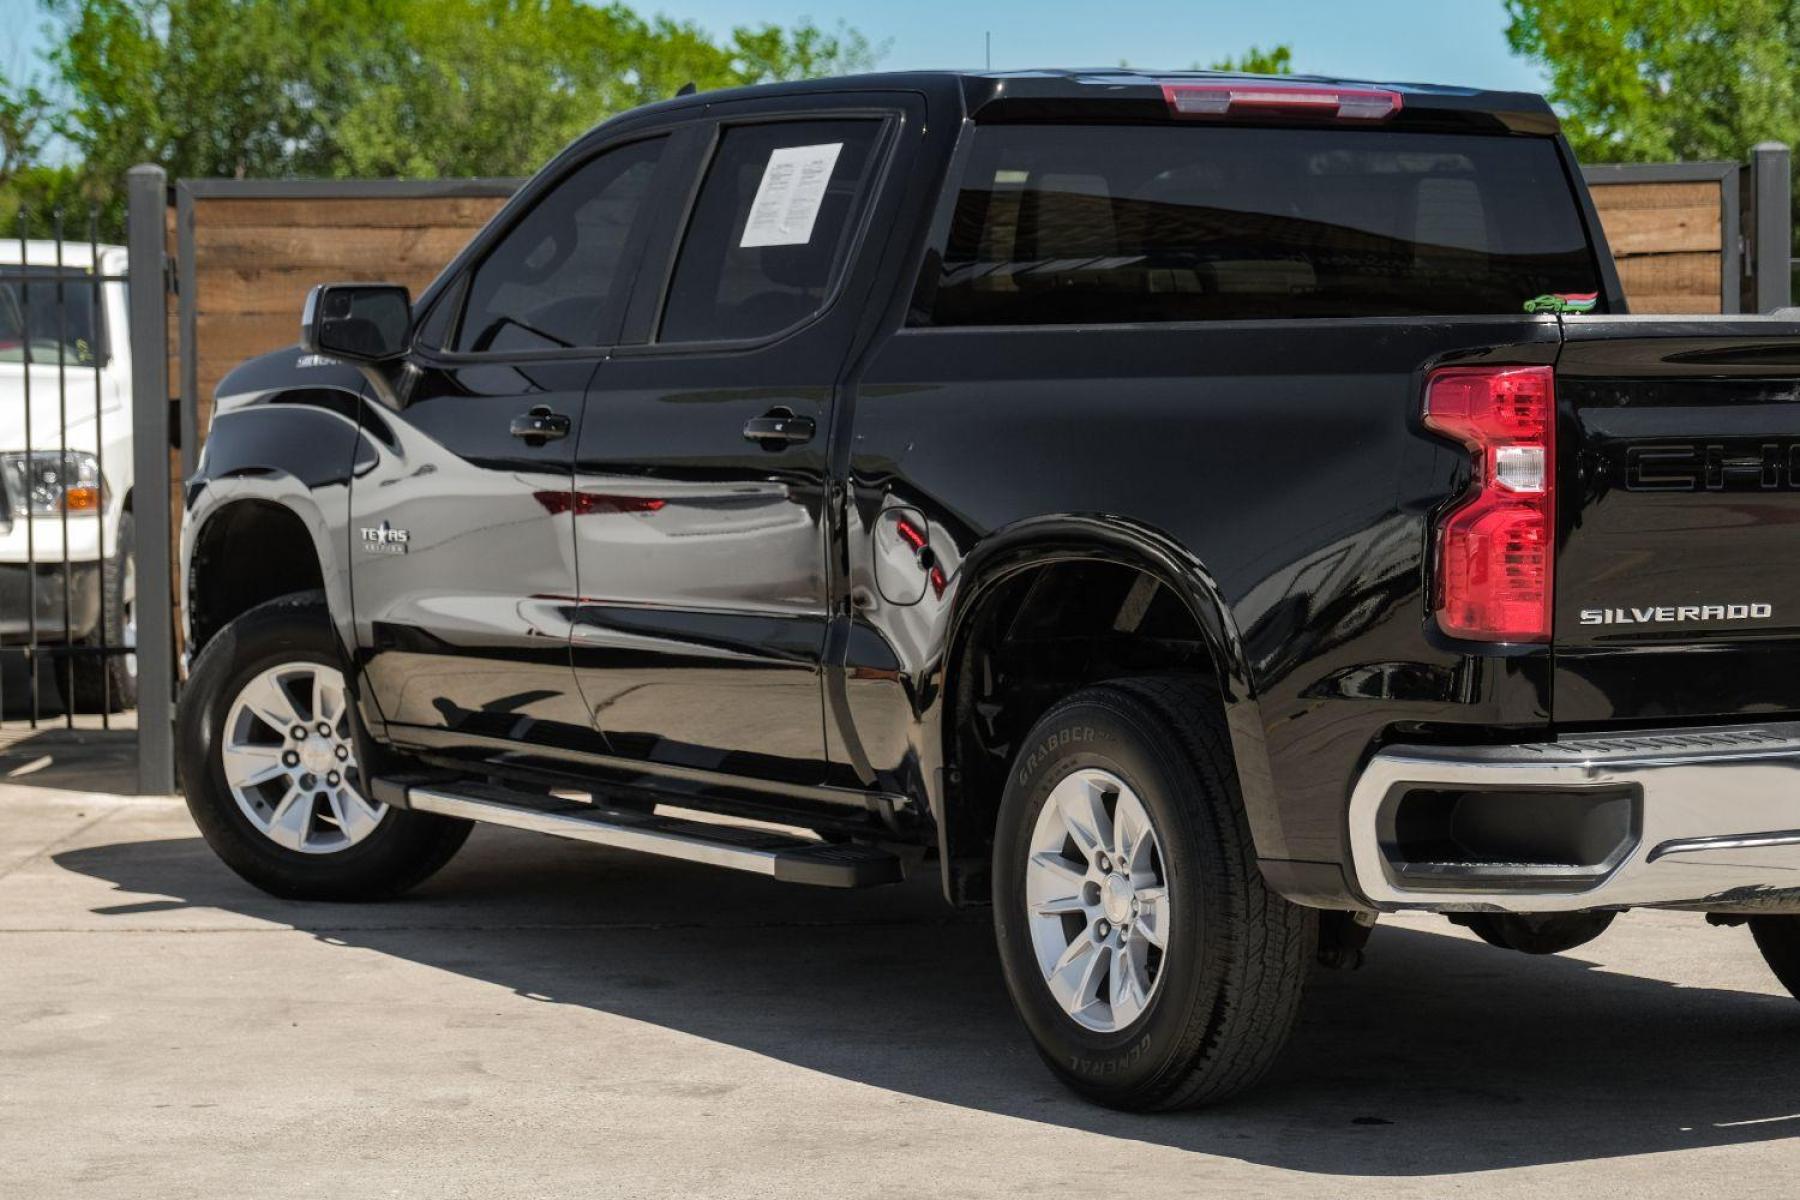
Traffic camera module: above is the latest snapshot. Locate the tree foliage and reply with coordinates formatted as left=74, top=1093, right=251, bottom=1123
left=1504, top=0, right=1800, bottom=162
left=9, top=0, right=881, bottom=232
left=1506, top=0, right=1800, bottom=253
left=1206, top=45, right=1294, bottom=76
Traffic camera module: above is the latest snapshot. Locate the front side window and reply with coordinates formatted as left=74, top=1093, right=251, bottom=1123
left=660, top=119, right=882, bottom=344
left=923, top=124, right=1604, bottom=326
left=455, top=136, right=667, bottom=353
left=0, top=268, right=105, bottom=365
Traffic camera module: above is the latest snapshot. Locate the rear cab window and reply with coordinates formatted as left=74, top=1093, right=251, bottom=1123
left=660, top=119, right=885, bottom=344
left=920, top=124, right=1605, bottom=326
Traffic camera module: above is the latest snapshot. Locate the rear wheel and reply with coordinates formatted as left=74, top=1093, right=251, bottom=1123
left=177, top=591, right=470, bottom=900
left=991, top=676, right=1316, bottom=1110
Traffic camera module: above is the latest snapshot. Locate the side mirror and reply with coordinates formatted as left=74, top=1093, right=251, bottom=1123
left=301, top=283, right=412, bottom=363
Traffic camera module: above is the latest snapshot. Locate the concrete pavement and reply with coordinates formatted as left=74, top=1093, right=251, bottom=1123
left=4, top=740, right=1800, bottom=1197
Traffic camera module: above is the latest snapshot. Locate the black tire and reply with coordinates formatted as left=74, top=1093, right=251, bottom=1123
left=176, top=590, right=471, bottom=901
left=991, top=676, right=1317, bottom=1111
left=71, top=510, right=137, bottom=713
left=1749, top=917, right=1800, bottom=998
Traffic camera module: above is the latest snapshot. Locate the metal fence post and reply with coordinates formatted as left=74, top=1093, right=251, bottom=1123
left=127, top=165, right=177, bottom=795
left=1752, top=142, right=1792, bottom=313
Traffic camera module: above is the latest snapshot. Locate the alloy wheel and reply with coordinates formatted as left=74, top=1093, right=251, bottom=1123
left=1023, top=767, right=1171, bottom=1033
left=219, top=661, right=383, bottom=854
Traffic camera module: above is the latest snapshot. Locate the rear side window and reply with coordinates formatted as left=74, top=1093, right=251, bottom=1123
left=456, top=135, right=667, bottom=353
left=922, top=125, right=1604, bottom=325
left=660, top=120, right=882, bottom=344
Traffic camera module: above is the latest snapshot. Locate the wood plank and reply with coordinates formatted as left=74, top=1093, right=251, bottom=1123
left=1614, top=252, right=1722, bottom=311
left=1588, top=181, right=1721, bottom=211
left=1626, top=292, right=1725, bottom=314
left=194, top=265, right=450, bottom=316
left=1595, top=203, right=1721, bottom=255
left=192, top=223, right=480, bottom=272
left=192, top=195, right=510, bottom=229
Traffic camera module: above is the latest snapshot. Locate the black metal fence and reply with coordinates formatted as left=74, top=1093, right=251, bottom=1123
left=0, top=208, right=135, bottom=728
left=0, top=169, right=176, bottom=794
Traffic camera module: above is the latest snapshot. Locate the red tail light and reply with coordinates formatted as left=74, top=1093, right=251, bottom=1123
left=1161, top=82, right=1402, bottom=122
left=1423, top=365, right=1555, bottom=642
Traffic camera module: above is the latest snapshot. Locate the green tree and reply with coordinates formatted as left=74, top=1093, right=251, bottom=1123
left=0, top=65, right=86, bottom=234
left=328, top=2, right=879, bottom=177
left=1505, top=0, right=1800, bottom=162
left=34, top=0, right=881, bottom=229
left=1506, top=0, right=1800, bottom=253
left=0, top=68, right=51, bottom=186
left=1206, top=44, right=1294, bottom=75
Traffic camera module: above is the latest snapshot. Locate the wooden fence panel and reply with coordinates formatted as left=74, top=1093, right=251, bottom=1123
left=1582, top=164, right=1738, bottom=315
left=177, top=181, right=518, bottom=448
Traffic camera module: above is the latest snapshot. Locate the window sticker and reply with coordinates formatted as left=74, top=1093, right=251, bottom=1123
left=739, top=142, right=844, bottom=248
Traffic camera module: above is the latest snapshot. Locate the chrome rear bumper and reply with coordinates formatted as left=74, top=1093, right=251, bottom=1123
left=1348, top=723, right=1800, bottom=913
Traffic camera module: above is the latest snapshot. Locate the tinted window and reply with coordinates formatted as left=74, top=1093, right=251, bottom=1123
left=456, top=136, right=666, bottom=352
left=924, top=125, right=1604, bottom=325
left=660, top=120, right=881, bottom=344
left=0, top=268, right=105, bottom=365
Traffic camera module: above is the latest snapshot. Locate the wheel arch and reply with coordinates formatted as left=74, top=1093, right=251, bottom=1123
left=931, top=514, right=1279, bottom=903
left=181, top=384, right=366, bottom=666
left=182, top=478, right=349, bottom=663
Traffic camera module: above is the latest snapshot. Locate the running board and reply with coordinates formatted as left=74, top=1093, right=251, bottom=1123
left=392, top=779, right=906, bottom=888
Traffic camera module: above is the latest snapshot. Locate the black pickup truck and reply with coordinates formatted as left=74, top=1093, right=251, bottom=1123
left=176, top=69, right=1800, bottom=1110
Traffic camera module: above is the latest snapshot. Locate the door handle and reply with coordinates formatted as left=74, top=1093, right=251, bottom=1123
left=510, top=405, right=571, bottom=445
left=743, top=408, right=815, bottom=448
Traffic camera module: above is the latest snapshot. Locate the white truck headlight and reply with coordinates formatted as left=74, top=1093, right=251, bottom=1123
left=0, top=451, right=105, bottom=515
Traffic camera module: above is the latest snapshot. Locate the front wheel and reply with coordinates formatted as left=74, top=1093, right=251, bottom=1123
left=991, top=677, right=1316, bottom=1110
left=176, top=590, right=470, bottom=900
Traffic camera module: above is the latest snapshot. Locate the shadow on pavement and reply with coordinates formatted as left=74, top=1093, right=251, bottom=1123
left=0, top=726, right=138, bottom=795
left=52, top=825, right=1800, bottom=1176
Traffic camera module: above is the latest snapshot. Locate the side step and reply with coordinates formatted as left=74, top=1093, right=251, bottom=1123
left=387, top=778, right=906, bottom=889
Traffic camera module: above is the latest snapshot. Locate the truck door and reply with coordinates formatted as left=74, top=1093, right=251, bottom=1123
left=350, top=132, right=679, bottom=757
left=569, top=98, right=918, bottom=794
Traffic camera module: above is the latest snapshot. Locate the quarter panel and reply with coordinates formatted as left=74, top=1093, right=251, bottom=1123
left=846, top=318, right=1562, bottom=867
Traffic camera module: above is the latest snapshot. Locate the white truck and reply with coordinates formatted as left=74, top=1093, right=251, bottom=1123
left=0, top=240, right=136, bottom=711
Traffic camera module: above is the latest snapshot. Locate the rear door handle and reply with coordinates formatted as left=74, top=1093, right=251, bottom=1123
left=511, top=405, right=571, bottom=445
left=743, top=408, right=815, bottom=448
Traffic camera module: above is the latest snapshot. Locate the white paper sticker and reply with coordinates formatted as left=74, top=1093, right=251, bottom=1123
left=739, top=142, right=844, bottom=248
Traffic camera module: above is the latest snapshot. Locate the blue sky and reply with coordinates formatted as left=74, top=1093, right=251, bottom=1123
left=4, top=0, right=1548, bottom=96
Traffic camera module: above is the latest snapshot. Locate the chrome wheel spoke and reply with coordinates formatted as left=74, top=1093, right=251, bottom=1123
left=265, top=786, right=315, bottom=852
left=236, top=670, right=304, bottom=736
left=1111, top=940, right=1151, bottom=1027
left=1046, top=936, right=1108, bottom=1016
left=221, top=742, right=286, bottom=789
left=1051, top=772, right=1112, bottom=864
left=327, top=788, right=381, bottom=843
left=1135, top=886, right=1169, bottom=949
left=1114, top=788, right=1155, bottom=876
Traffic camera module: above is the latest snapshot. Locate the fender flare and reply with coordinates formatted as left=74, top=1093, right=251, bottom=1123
left=930, top=513, right=1286, bottom=900
left=181, top=473, right=352, bottom=667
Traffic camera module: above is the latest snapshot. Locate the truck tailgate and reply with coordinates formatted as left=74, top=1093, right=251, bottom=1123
left=1555, top=317, right=1800, bottom=723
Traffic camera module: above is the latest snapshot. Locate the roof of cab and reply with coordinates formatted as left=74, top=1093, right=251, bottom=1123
left=624, top=67, right=1559, bottom=135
